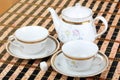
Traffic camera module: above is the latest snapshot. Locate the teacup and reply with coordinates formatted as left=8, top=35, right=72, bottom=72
left=62, top=40, right=103, bottom=71
left=8, top=26, right=49, bottom=54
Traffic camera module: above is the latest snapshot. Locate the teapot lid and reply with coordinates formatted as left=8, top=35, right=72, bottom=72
left=62, top=3, right=92, bottom=22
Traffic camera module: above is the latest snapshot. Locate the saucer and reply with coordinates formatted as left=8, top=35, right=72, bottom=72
left=6, top=35, right=60, bottom=59
left=51, top=50, right=109, bottom=77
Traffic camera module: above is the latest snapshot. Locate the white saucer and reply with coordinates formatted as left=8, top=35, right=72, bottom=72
left=51, top=50, right=109, bottom=77
left=6, top=35, right=60, bottom=59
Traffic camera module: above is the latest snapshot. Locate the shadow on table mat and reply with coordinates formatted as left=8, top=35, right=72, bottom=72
left=0, top=0, right=120, bottom=80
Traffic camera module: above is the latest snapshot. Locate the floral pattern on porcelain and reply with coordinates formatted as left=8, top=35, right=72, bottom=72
left=66, top=59, right=79, bottom=69
left=57, top=27, right=84, bottom=43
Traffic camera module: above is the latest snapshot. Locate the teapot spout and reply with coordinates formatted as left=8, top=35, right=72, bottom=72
left=48, top=7, right=60, bottom=30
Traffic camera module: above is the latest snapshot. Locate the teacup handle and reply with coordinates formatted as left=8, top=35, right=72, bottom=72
left=93, top=16, right=108, bottom=38
left=8, top=35, right=23, bottom=51
left=92, top=53, right=103, bottom=65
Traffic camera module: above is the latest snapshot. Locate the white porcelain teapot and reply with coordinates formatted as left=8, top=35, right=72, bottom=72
left=48, top=3, right=108, bottom=43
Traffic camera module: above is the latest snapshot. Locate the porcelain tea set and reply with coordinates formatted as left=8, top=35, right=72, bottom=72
left=6, top=3, right=109, bottom=77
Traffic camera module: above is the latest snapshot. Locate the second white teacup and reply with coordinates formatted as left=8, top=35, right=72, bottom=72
left=62, top=40, right=103, bottom=71
left=8, top=26, right=49, bottom=54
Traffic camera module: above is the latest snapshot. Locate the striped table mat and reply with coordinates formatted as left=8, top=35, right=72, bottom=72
left=0, top=0, right=120, bottom=80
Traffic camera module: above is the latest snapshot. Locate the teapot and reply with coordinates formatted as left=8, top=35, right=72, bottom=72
left=48, top=3, right=108, bottom=43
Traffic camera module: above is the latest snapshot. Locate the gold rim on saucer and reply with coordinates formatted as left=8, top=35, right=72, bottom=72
left=6, top=35, right=60, bottom=59
left=51, top=50, right=109, bottom=77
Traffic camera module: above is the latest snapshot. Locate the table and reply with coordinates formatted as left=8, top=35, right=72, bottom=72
left=0, top=0, right=120, bottom=80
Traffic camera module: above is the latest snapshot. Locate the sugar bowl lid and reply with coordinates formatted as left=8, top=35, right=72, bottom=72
left=62, top=3, right=92, bottom=22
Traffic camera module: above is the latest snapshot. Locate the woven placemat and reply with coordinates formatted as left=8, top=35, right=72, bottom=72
left=0, top=0, right=120, bottom=80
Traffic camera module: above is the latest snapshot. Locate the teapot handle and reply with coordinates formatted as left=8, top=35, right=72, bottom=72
left=93, top=16, right=108, bottom=38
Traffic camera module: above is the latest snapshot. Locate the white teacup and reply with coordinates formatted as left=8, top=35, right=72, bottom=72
left=62, top=40, right=103, bottom=71
left=8, top=26, right=49, bottom=54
